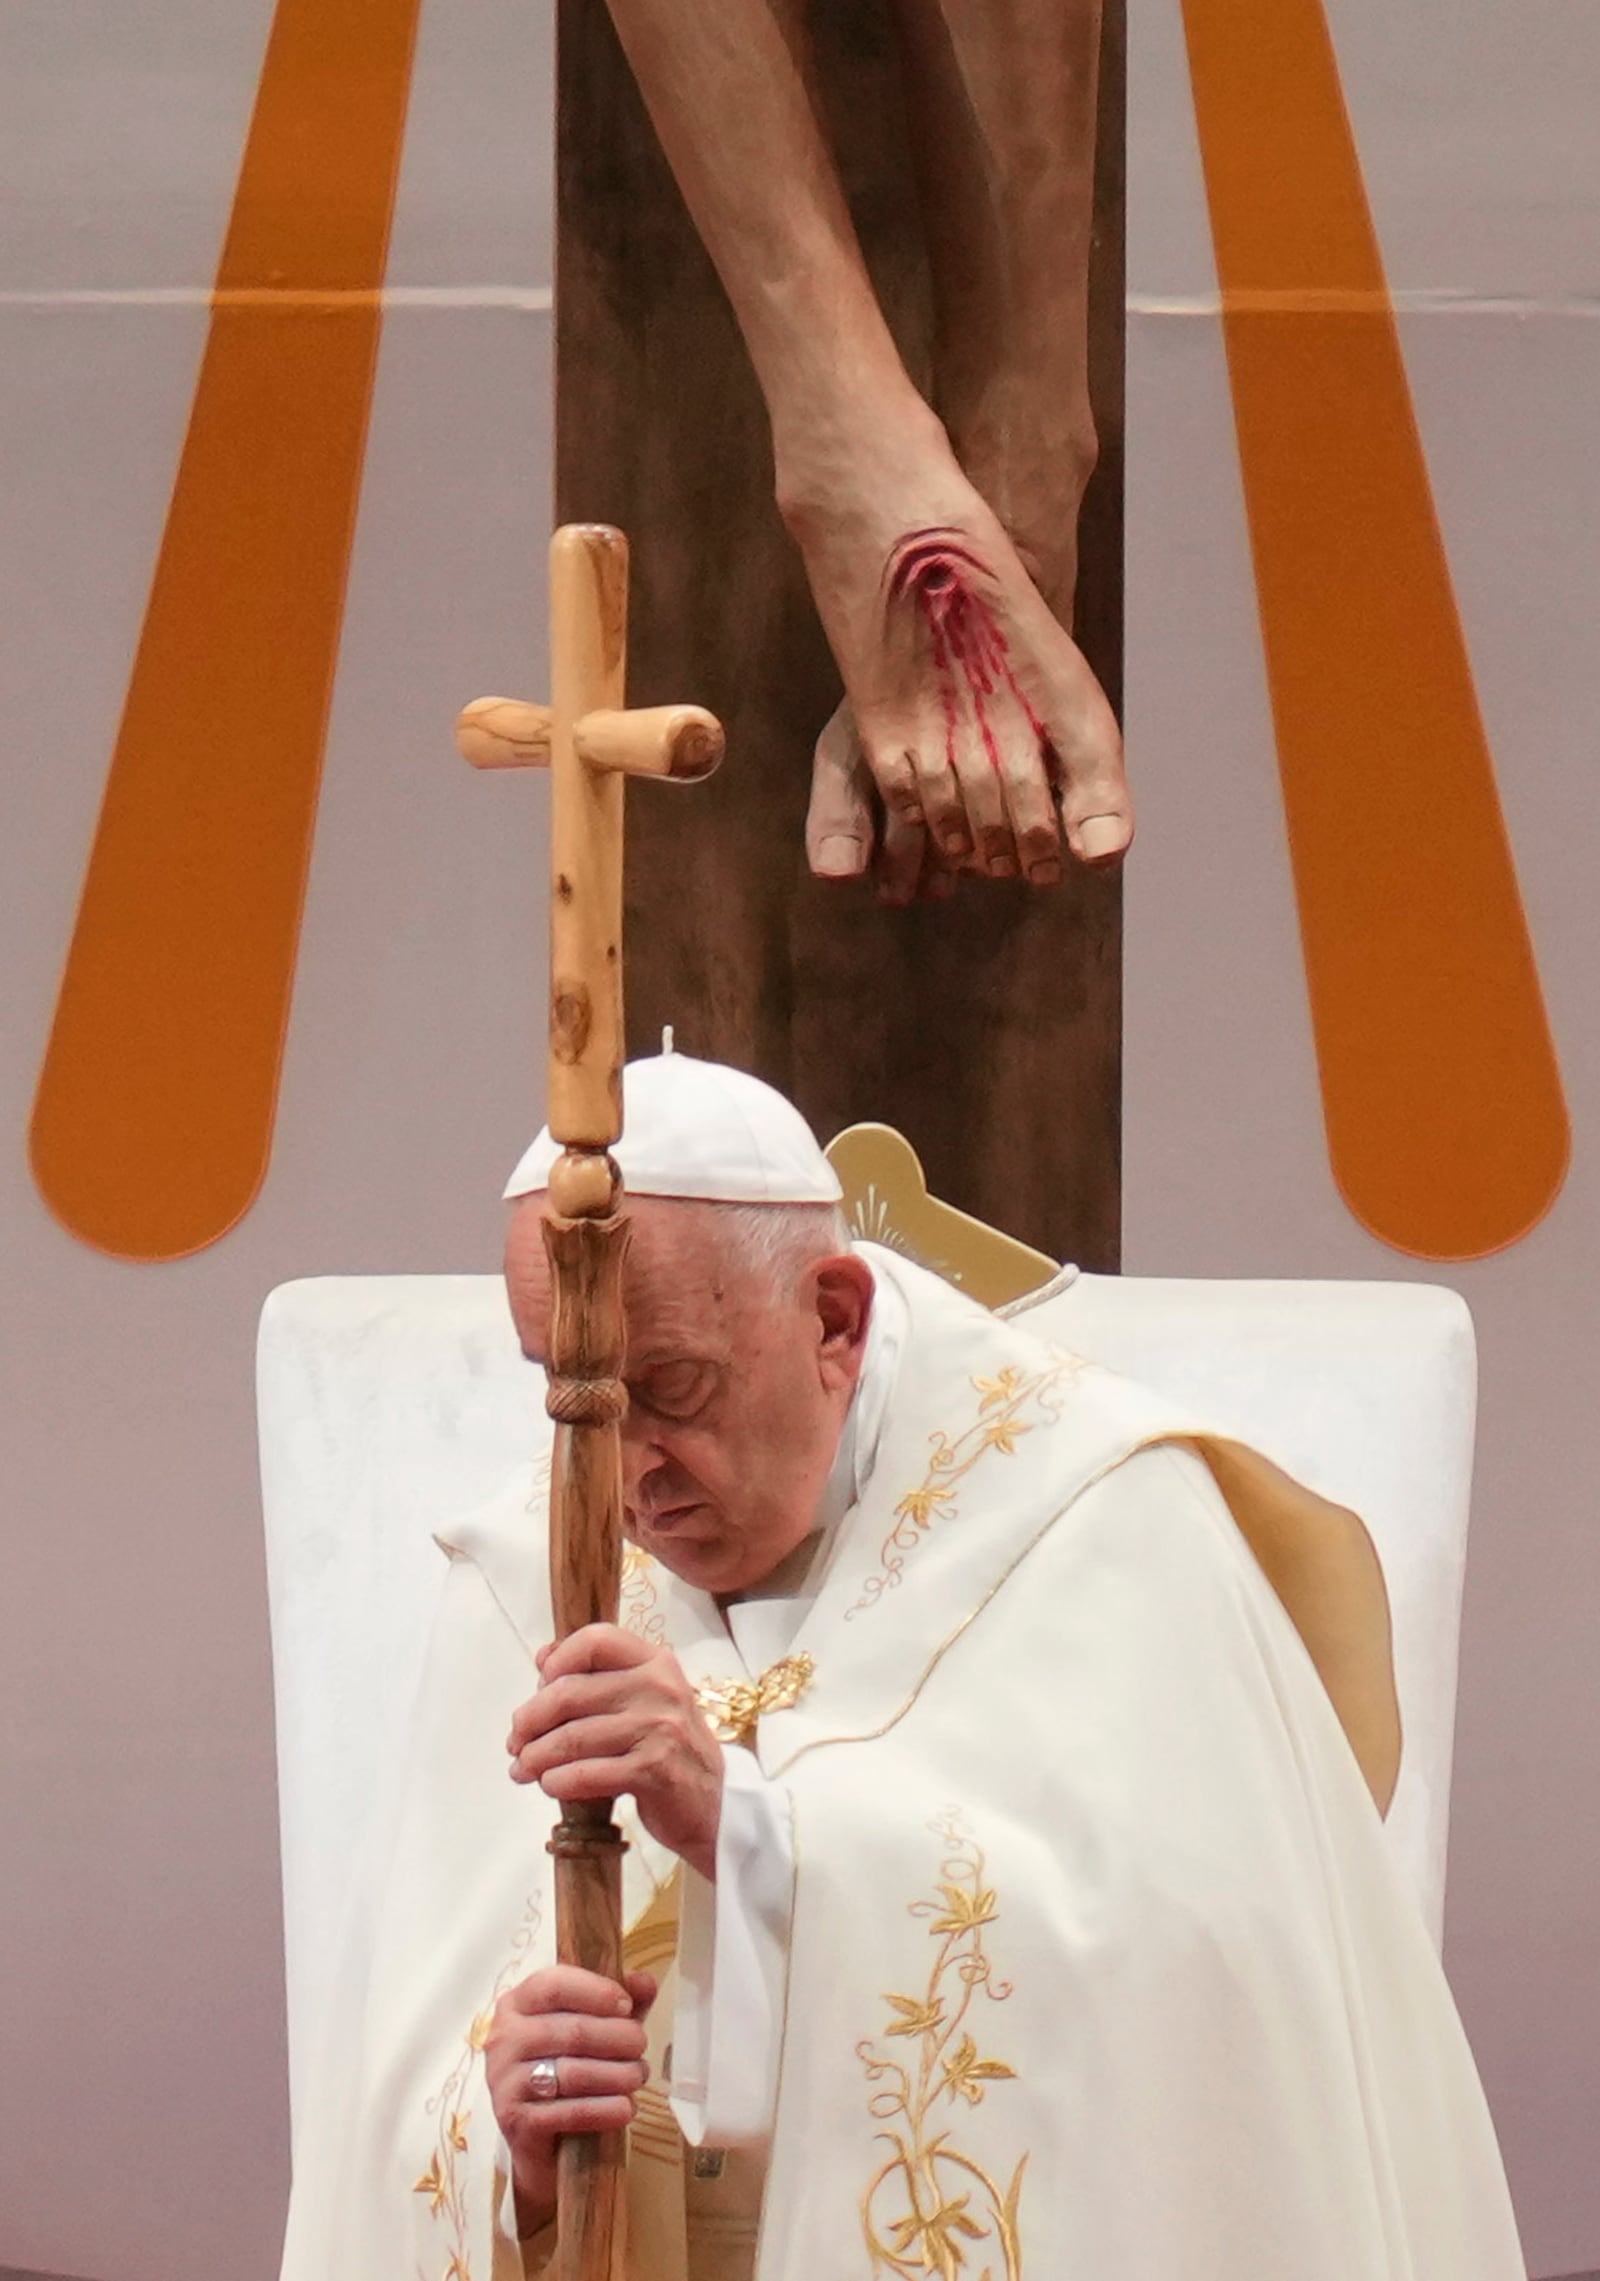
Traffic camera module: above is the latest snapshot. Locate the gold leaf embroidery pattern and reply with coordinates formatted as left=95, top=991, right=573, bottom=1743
left=414, top=1888, right=544, bottom=2278
left=848, top=1354, right=1087, bottom=1619
left=620, top=1542, right=668, bottom=1645
left=858, top=1813, right=1026, bottom=2279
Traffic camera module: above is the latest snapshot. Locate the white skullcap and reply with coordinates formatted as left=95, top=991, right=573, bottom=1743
left=502, top=1045, right=844, bottom=1205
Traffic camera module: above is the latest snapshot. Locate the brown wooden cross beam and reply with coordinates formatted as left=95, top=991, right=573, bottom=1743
left=457, top=523, right=722, bottom=2281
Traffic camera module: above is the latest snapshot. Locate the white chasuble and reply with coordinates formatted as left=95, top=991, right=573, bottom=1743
left=277, top=1246, right=1523, bottom=2281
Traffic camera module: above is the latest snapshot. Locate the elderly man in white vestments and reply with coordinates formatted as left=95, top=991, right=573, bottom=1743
left=277, top=1052, right=1526, bottom=2281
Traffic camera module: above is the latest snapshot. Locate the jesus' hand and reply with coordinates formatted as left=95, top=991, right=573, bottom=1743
left=508, top=1623, right=724, bottom=1881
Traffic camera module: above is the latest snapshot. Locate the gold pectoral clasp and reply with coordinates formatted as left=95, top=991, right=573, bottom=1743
left=695, top=1652, right=816, bottom=1745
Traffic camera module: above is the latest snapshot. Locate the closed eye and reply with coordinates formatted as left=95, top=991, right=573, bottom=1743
left=629, top=1358, right=719, bottom=1422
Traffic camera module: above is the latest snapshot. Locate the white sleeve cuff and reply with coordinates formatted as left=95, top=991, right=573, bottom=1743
left=668, top=1744, right=795, bottom=2147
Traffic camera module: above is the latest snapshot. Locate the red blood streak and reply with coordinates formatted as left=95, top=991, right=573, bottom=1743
left=887, top=533, right=1047, bottom=778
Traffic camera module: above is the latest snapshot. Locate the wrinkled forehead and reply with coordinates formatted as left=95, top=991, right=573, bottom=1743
left=504, top=1194, right=761, bottom=1365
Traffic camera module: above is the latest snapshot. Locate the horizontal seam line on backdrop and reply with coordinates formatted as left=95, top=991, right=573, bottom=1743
left=0, top=284, right=554, bottom=311
left=2, top=286, right=1597, bottom=319
left=1130, top=288, right=1600, bottom=318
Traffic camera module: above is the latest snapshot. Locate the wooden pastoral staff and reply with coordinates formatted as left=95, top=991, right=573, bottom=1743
left=455, top=522, right=723, bottom=2281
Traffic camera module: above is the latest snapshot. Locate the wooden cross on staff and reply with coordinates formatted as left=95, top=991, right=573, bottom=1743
left=457, top=523, right=723, bottom=2281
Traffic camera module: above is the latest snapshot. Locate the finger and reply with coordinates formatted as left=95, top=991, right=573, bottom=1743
left=997, top=734, right=1064, bottom=887
left=517, top=2055, right=649, bottom=2104
left=509, top=1671, right=637, bottom=1754
left=514, top=2010, right=648, bottom=2064
left=539, top=1625, right=655, bottom=1686
left=805, top=705, right=873, bottom=881
left=501, top=1966, right=639, bottom=2021
left=875, top=802, right=927, bottom=909
left=503, top=2093, right=637, bottom=2141
left=536, top=2052, right=648, bottom=2098
left=538, top=1754, right=642, bottom=1805
left=624, top=1970, right=658, bottom=2019
left=511, top=1713, right=644, bottom=1785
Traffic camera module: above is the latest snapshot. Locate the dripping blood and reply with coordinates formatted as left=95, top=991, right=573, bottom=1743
left=887, top=535, right=1049, bottom=780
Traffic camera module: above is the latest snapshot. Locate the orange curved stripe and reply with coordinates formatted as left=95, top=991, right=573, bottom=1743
left=30, top=0, right=420, bottom=1261
left=1180, top=0, right=1569, bottom=1260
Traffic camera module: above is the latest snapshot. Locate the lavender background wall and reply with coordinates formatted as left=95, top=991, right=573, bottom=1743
left=2, top=1, right=1596, bottom=2275
left=0, top=3, right=554, bottom=2274
left=1124, top=5, right=1600, bottom=2273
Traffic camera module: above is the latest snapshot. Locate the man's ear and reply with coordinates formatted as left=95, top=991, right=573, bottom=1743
left=812, top=1254, right=875, bottom=1391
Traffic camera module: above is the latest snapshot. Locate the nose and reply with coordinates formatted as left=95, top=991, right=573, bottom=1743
left=619, top=1412, right=669, bottom=1511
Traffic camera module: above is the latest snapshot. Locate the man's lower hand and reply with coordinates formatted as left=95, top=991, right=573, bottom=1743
left=507, top=1624, right=724, bottom=1881
left=486, top=1964, right=656, bottom=2241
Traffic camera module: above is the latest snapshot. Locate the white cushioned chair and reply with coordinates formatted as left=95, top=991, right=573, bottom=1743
left=258, top=1147, right=1475, bottom=2135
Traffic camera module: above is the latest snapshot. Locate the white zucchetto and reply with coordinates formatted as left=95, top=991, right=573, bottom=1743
left=501, top=1047, right=844, bottom=1205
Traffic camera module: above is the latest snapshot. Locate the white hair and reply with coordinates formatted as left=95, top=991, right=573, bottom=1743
left=706, top=1199, right=853, bottom=1293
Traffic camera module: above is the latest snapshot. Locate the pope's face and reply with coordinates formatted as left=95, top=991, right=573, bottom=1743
left=505, top=1197, right=873, bottom=1597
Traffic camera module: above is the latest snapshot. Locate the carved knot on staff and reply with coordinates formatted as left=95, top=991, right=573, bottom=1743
left=545, top=1373, right=628, bottom=1427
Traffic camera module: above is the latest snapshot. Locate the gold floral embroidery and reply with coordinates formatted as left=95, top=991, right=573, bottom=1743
left=848, top=1355, right=1087, bottom=1618
left=695, top=1651, right=816, bottom=1743
left=858, top=1812, right=1025, bottom=2278
left=620, top=1541, right=668, bottom=1645
left=414, top=1889, right=543, bottom=2278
